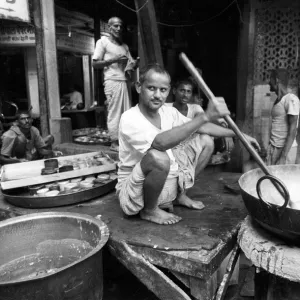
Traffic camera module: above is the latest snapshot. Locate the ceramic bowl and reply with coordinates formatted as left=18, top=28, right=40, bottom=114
left=45, top=190, right=60, bottom=197
left=36, top=188, right=49, bottom=196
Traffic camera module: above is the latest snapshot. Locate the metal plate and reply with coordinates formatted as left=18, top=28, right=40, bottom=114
left=73, top=140, right=111, bottom=146
left=2, top=179, right=117, bottom=208
left=72, top=128, right=97, bottom=137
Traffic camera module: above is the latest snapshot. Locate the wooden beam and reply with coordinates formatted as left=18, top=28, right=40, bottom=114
left=1, top=164, right=116, bottom=190
left=109, top=239, right=192, bottom=300
left=214, top=244, right=241, bottom=300
left=24, top=48, right=40, bottom=117
left=32, top=0, right=50, bottom=136
left=83, top=56, right=93, bottom=108
left=33, top=0, right=62, bottom=140
left=93, top=0, right=102, bottom=105
left=55, top=5, right=94, bottom=27
left=134, top=0, right=163, bottom=66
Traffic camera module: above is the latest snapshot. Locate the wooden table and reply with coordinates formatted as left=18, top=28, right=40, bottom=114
left=238, top=217, right=300, bottom=300
left=0, top=171, right=246, bottom=300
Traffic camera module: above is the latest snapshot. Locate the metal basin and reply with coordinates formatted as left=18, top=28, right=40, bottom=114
left=0, top=212, right=109, bottom=300
left=239, top=164, right=300, bottom=244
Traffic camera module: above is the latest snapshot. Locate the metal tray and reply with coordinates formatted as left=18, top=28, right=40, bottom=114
left=73, top=140, right=111, bottom=146
left=3, top=179, right=117, bottom=208
left=72, top=128, right=98, bottom=137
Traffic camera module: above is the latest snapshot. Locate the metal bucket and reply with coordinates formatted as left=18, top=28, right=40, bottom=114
left=0, top=212, right=109, bottom=299
left=239, top=164, right=300, bottom=244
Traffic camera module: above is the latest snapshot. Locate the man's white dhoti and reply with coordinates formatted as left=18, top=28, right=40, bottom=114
left=104, top=80, right=131, bottom=142
left=117, top=134, right=204, bottom=215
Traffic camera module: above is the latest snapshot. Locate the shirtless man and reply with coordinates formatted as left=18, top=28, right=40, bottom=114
left=116, top=64, right=260, bottom=225
left=0, top=112, right=61, bottom=165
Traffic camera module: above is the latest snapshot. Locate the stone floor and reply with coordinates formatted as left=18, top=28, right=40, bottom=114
left=54, top=142, right=255, bottom=300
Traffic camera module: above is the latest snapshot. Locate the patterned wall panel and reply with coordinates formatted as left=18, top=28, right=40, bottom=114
left=254, top=1, right=300, bottom=86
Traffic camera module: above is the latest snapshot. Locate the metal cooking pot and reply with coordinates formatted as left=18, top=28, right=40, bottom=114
left=239, top=164, right=300, bottom=244
left=0, top=212, right=109, bottom=300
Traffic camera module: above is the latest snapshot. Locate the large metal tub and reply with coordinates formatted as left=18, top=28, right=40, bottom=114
left=0, top=212, right=109, bottom=300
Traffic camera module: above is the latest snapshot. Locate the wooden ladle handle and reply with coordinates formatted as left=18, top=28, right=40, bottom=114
left=179, top=52, right=271, bottom=176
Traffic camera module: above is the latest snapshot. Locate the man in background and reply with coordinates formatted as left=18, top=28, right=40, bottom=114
left=267, top=69, right=300, bottom=165
left=92, top=16, right=139, bottom=152
left=0, top=111, right=61, bottom=165
left=61, top=84, right=83, bottom=110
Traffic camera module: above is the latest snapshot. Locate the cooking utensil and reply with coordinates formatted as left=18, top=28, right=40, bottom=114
left=179, top=52, right=289, bottom=203
left=239, top=164, right=300, bottom=243
left=3, top=179, right=117, bottom=208
left=0, top=212, right=109, bottom=299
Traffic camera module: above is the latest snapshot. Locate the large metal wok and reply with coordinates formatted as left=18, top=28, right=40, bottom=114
left=239, top=164, right=300, bottom=243
left=179, top=53, right=299, bottom=244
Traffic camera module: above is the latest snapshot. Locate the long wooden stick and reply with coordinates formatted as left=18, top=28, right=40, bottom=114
left=213, top=243, right=241, bottom=300
left=179, top=53, right=271, bottom=176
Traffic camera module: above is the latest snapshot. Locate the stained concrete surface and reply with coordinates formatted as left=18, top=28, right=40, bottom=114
left=4, top=143, right=255, bottom=299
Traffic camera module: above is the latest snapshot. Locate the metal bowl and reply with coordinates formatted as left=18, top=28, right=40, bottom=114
left=239, top=164, right=300, bottom=244
left=0, top=212, right=109, bottom=299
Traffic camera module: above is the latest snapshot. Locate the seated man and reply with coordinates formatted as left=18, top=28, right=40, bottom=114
left=116, top=64, right=260, bottom=225
left=170, top=78, right=234, bottom=153
left=169, top=78, right=205, bottom=118
left=0, top=111, right=60, bottom=165
left=61, top=84, right=83, bottom=110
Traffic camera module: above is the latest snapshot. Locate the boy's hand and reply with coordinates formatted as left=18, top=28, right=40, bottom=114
left=243, top=133, right=261, bottom=152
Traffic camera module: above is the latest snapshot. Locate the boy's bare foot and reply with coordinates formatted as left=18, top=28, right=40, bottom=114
left=175, top=193, right=205, bottom=210
left=140, top=207, right=181, bottom=225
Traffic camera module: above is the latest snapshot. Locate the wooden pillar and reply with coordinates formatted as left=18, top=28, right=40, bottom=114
left=32, top=0, right=50, bottom=135
left=32, top=0, right=72, bottom=144
left=24, top=48, right=39, bottom=117
left=134, top=0, right=163, bottom=66
left=93, top=0, right=102, bottom=106
left=82, top=55, right=94, bottom=109
left=230, top=0, right=256, bottom=172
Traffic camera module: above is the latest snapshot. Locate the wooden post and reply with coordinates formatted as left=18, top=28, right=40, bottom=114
left=134, top=0, right=163, bottom=66
left=32, top=0, right=70, bottom=145
left=24, top=48, right=40, bottom=117
left=93, top=0, right=102, bottom=106
left=82, top=55, right=94, bottom=109
left=32, top=0, right=50, bottom=136
left=229, top=0, right=256, bottom=171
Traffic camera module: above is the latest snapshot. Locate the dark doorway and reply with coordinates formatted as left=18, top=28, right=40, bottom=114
left=159, top=0, right=241, bottom=114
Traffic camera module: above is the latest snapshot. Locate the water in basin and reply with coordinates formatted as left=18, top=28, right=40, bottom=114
left=0, top=238, right=93, bottom=282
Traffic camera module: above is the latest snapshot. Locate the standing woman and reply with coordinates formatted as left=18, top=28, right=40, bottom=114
left=92, top=17, right=139, bottom=152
